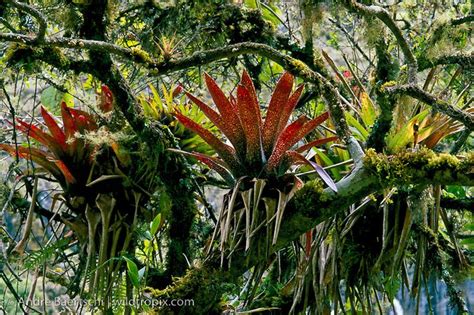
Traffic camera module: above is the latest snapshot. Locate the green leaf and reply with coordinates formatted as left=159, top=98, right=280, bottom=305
left=387, top=109, right=430, bottom=152
left=384, top=277, right=401, bottom=300
left=61, top=92, right=74, bottom=108
left=149, top=84, right=164, bottom=112
left=345, top=112, right=369, bottom=141
left=313, top=148, right=341, bottom=180
left=41, top=86, right=63, bottom=110
left=460, top=238, right=474, bottom=250
left=360, top=92, right=377, bottom=128
left=159, top=191, right=172, bottom=216
left=150, top=213, right=162, bottom=236
left=123, top=257, right=140, bottom=287
left=138, top=267, right=146, bottom=281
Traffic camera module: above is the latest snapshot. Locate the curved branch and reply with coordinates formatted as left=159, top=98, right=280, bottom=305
left=5, top=0, right=46, bottom=42
left=418, top=53, right=474, bottom=71
left=0, top=32, right=354, bottom=143
left=385, top=84, right=474, bottom=130
left=343, top=0, right=418, bottom=83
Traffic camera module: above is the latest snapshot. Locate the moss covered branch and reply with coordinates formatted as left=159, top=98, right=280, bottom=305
left=385, top=84, right=474, bottom=130
left=366, top=38, right=398, bottom=151
left=418, top=53, right=474, bottom=71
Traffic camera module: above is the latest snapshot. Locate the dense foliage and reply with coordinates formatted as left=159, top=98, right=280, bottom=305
left=0, top=0, right=472, bottom=314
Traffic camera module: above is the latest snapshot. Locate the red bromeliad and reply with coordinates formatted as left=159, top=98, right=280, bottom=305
left=172, top=70, right=338, bottom=191
left=0, top=102, right=100, bottom=191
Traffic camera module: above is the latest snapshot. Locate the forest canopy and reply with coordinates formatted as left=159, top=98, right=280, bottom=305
left=0, top=0, right=473, bottom=314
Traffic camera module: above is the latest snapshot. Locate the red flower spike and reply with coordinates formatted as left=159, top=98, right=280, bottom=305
left=67, top=107, right=98, bottom=131
left=262, top=72, right=294, bottom=155
left=41, top=106, right=67, bottom=151
left=204, top=73, right=244, bottom=143
left=174, top=110, right=240, bottom=172
left=100, top=85, right=114, bottom=113
left=237, top=84, right=263, bottom=164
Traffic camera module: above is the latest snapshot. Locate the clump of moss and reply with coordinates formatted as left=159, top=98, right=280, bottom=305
left=148, top=265, right=229, bottom=314
left=4, top=44, right=70, bottom=72
left=380, top=80, right=398, bottom=91
left=364, top=147, right=473, bottom=186
left=130, top=47, right=153, bottom=63
left=287, top=58, right=312, bottom=77
left=291, top=179, right=326, bottom=215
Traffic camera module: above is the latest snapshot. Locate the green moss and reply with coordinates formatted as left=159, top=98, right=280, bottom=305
left=2, top=42, right=23, bottom=63
left=148, top=265, right=229, bottom=314
left=364, top=148, right=473, bottom=186
left=291, top=179, right=327, bottom=215
left=4, top=44, right=70, bottom=72
left=380, top=80, right=398, bottom=90
left=130, top=47, right=153, bottom=63
left=287, top=57, right=312, bottom=77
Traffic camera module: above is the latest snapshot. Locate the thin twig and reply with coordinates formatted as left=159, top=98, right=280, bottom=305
left=13, top=176, right=39, bottom=255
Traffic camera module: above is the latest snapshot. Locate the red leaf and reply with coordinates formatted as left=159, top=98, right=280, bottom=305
left=288, top=112, right=330, bottom=149
left=54, top=159, right=76, bottom=184
left=276, top=84, right=304, bottom=136
left=100, top=85, right=114, bottom=113
left=174, top=110, right=240, bottom=172
left=172, top=85, right=184, bottom=98
left=240, top=70, right=262, bottom=130
left=41, top=106, right=67, bottom=151
left=14, top=119, right=53, bottom=147
left=266, top=116, right=309, bottom=171
left=295, top=136, right=338, bottom=153
left=237, top=84, right=263, bottom=164
left=185, top=92, right=241, bottom=150
left=0, top=144, right=64, bottom=180
left=262, top=72, right=294, bottom=155
left=61, top=102, right=77, bottom=139
left=266, top=113, right=329, bottom=173
left=168, top=149, right=234, bottom=185
left=204, top=73, right=244, bottom=144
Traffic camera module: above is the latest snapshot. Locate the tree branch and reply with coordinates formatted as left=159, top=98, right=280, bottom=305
left=1, top=32, right=355, bottom=143
left=441, top=196, right=474, bottom=213
left=385, top=84, right=474, bottom=130
left=151, top=148, right=473, bottom=313
left=5, top=0, right=46, bottom=42
left=366, top=38, right=398, bottom=151
left=343, top=0, right=418, bottom=83
left=418, top=52, right=474, bottom=71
